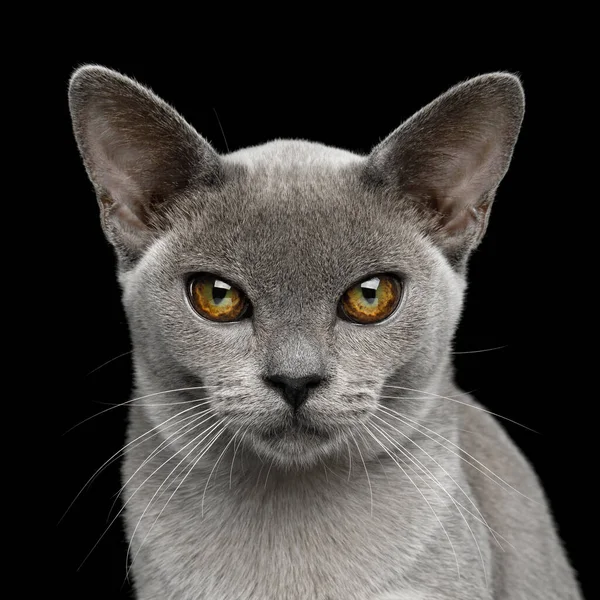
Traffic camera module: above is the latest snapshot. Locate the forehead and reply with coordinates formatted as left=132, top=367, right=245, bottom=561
left=168, top=142, right=427, bottom=296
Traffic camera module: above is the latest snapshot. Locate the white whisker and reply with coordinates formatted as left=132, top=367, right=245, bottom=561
left=355, top=428, right=390, bottom=485
left=202, top=427, right=243, bottom=516
left=372, top=412, right=503, bottom=554
left=452, top=345, right=508, bottom=355
left=230, top=428, right=248, bottom=489
left=370, top=419, right=487, bottom=585
left=320, top=457, right=330, bottom=484
left=109, top=408, right=218, bottom=519
left=127, top=423, right=228, bottom=579
left=77, top=419, right=223, bottom=571
left=345, top=439, right=353, bottom=482
left=263, top=456, right=277, bottom=490
left=377, top=404, right=539, bottom=505
left=373, top=407, right=504, bottom=551
left=361, top=422, right=460, bottom=581
left=65, top=385, right=219, bottom=434
left=59, top=401, right=210, bottom=525
left=86, top=349, right=133, bottom=375
left=252, top=462, right=266, bottom=495
left=348, top=430, right=373, bottom=517
left=371, top=423, right=513, bottom=550
left=380, top=385, right=538, bottom=433
left=95, top=400, right=216, bottom=408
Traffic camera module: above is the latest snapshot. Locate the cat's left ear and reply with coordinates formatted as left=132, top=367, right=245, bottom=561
left=69, top=65, right=223, bottom=263
left=366, top=73, right=524, bottom=265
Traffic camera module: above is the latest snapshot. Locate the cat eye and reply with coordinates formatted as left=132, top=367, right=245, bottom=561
left=188, top=274, right=252, bottom=322
left=338, top=275, right=402, bottom=324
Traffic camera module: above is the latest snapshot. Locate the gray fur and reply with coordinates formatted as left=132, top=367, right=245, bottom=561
left=69, top=66, right=582, bottom=599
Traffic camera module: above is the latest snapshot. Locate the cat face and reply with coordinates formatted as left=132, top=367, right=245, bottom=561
left=117, top=145, right=465, bottom=467
left=69, top=67, right=523, bottom=469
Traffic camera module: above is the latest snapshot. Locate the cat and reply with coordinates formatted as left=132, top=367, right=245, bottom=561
left=69, top=65, right=582, bottom=599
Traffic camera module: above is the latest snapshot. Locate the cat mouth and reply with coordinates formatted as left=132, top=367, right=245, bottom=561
left=261, top=420, right=330, bottom=441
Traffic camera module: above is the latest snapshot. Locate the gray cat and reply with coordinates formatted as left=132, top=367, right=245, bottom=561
left=69, top=66, right=582, bottom=599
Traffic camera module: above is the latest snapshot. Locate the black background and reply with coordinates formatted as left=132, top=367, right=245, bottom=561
left=55, top=57, right=591, bottom=598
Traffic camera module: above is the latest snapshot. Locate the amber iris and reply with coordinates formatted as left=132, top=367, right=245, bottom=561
left=189, top=275, right=249, bottom=322
left=339, top=275, right=402, bottom=324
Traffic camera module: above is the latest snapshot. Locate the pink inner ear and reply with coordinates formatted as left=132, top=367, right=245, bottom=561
left=97, top=163, right=149, bottom=230
left=111, top=200, right=148, bottom=231
left=436, top=134, right=501, bottom=230
left=88, top=126, right=150, bottom=231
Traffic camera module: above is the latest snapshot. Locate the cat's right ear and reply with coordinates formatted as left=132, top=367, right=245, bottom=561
left=69, top=65, right=223, bottom=262
left=365, top=73, right=524, bottom=267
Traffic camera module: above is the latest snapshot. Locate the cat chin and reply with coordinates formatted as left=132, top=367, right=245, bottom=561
left=247, top=429, right=344, bottom=469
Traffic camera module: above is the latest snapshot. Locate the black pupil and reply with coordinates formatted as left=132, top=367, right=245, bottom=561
left=212, top=281, right=228, bottom=305
left=361, top=282, right=378, bottom=304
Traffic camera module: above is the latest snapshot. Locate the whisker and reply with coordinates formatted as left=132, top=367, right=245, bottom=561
left=375, top=395, right=466, bottom=402
left=377, top=404, right=540, bottom=505
left=263, top=456, right=277, bottom=490
left=320, top=461, right=347, bottom=484
left=94, top=400, right=217, bottom=407
left=382, top=431, right=514, bottom=555
left=377, top=421, right=516, bottom=559
left=345, top=439, right=352, bottom=482
left=230, top=428, right=248, bottom=489
left=127, top=423, right=228, bottom=579
left=86, top=350, right=132, bottom=375
left=355, top=428, right=390, bottom=485
left=380, top=385, right=538, bottom=433
left=372, top=412, right=503, bottom=552
left=361, top=422, right=460, bottom=580
left=320, top=457, right=330, bottom=484
left=348, top=430, right=373, bottom=517
left=387, top=412, right=494, bottom=437
left=58, top=400, right=210, bottom=525
left=379, top=390, right=475, bottom=402
left=374, top=422, right=511, bottom=544
left=77, top=419, right=223, bottom=571
left=369, top=419, right=487, bottom=585
left=212, top=107, right=230, bottom=153
left=64, top=385, right=219, bottom=434
left=252, top=462, right=266, bottom=495
left=240, top=434, right=247, bottom=475
left=109, top=408, right=218, bottom=519
left=202, top=427, right=243, bottom=516
left=451, top=345, right=508, bottom=355
left=391, top=418, right=495, bottom=441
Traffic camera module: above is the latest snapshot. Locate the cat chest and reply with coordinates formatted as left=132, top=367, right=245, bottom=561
left=127, top=472, right=458, bottom=599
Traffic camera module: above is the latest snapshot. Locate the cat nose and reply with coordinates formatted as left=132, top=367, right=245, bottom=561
left=263, top=374, right=324, bottom=410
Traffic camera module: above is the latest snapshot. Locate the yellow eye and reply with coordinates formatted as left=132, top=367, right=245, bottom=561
left=188, top=275, right=251, bottom=322
left=339, top=275, right=402, bottom=324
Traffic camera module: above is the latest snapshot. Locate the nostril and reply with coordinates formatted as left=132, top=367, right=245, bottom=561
left=263, top=374, right=324, bottom=410
left=265, top=374, right=323, bottom=389
left=304, top=375, right=323, bottom=389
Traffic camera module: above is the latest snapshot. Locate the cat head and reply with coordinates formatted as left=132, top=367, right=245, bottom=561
left=69, top=66, right=523, bottom=469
